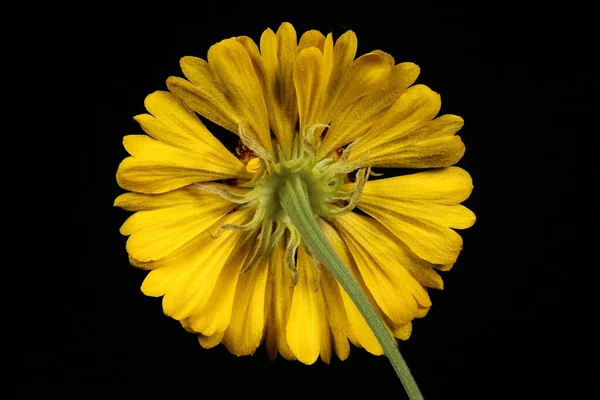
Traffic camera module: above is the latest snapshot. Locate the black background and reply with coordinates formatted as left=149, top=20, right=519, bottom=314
left=36, top=1, right=590, bottom=398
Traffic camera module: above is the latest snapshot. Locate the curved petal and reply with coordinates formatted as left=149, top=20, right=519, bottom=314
left=186, top=243, right=249, bottom=336
left=325, top=51, right=392, bottom=123
left=349, top=85, right=465, bottom=168
left=294, top=47, right=327, bottom=132
left=364, top=84, right=441, bottom=139
left=198, top=331, right=224, bottom=349
left=333, top=212, right=432, bottom=327
left=116, top=187, right=237, bottom=262
left=223, top=256, right=269, bottom=356
left=138, top=209, right=252, bottom=326
left=358, top=167, right=475, bottom=265
left=363, top=134, right=465, bottom=168
left=294, top=33, right=392, bottom=137
left=393, top=323, right=413, bottom=341
left=253, top=23, right=299, bottom=154
left=264, top=239, right=296, bottom=361
left=136, top=91, right=230, bottom=151
left=318, top=62, right=420, bottom=159
left=116, top=92, right=249, bottom=194
left=286, top=246, right=330, bottom=365
left=320, top=269, right=351, bottom=361
left=207, top=38, right=272, bottom=154
left=167, top=60, right=238, bottom=134
left=167, top=39, right=272, bottom=155
left=322, top=31, right=357, bottom=118
left=298, top=29, right=326, bottom=51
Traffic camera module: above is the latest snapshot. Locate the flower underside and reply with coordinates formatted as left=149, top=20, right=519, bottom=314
left=196, top=121, right=370, bottom=281
left=115, top=22, right=476, bottom=400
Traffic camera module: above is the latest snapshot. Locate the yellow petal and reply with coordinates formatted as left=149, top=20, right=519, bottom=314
left=198, top=331, right=224, bottom=349
left=180, top=319, right=195, bottom=333
left=135, top=91, right=232, bottom=152
left=115, top=187, right=209, bottom=212
left=167, top=39, right=272, bottom=155
left=265, top=239, right=296, bottom=361
left=294, top=47, right=327, bottom=131
left=349, top=85, right=466, bottom=168
left=320, top=268, right=351, bottom=361
left=436, top=263, right=455, bottom=272
left=116, top=92, right=248, bottom=194
left=298, top=29, right=325, bottom=50
left=359, top=167, right=475, bottom=265
left=318, top=62, right=420, bottom=159
left=117, top=187, right=237, bottom=262
left=362, top=133, right=465, bottom=168
left=326, top=51, right=392, bottom=122
left=256, top=23, right=299, bottom=154
left=393, top=323, right=412, bottom=341
left=167, top=60, right=239, bottom=134
left=334, top=213, right=431, bottom=327
left=276, top=22, right=299, bottom=94
left=223, top=256, right=269, bottom=356
left=365, top=84, right=441, bottom=138
left=286, top=247, right=330, bottom=365
left=186, top=243, right=248, bottom=336
left=139, top=209, right=252, bottom=322
left=206, top=38, right=272, bottom=155
left=415, top=307, right=430, bottom=318
left=294, top=32, right=393, bottom=144
left=319, top=219, right=385, bottom=354
left=324, top=30, right=358, bottom=106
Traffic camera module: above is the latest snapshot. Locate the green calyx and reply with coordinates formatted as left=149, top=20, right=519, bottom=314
left=194, top=129, right=369, bottom=275
left=257, top=131, right=370, bottom=223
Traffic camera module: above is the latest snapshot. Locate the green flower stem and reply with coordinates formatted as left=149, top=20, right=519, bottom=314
left=278, top=174, right=424, bottom=400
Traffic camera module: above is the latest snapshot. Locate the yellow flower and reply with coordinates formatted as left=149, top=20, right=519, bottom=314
left=115, top=22, right=474, bottom=369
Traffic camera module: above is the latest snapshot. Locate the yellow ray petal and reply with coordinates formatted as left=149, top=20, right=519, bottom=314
left=324, top=30, right=357, bottom=105
left=198, top=331, right=224, bottom=349
left=135, top=91, right=233, bottom=153
left=186, top=243, right=249, bottom=336
left=206, top=38, right=272, bottom=155
left=255, top=23, right=299, bottom=154
left=114, top=187, right=213, bottom=212
left=265, top=239, right=296, bottom=361
left=362, top=133, right=465, bottom=168
left=294, top=32, right=392, bottom=143
left=298, top=29, right=325, bottom=50
left=116, top=93, right=249, bottom=194
left=294, top=47, right=327, bottom=132
left=223, top=256, right=269, bottom=356
left=415, top=307, right=430, bottom=318
left=349, top=85, right=466, bottom=168
left=320, top=269, right=351, bottom=361
left=393, top=323, right=412, bottom=341
left=286, top=246, right=330, bottom=365
left=364, top=84, right=441, bottom=139
left=167, top=59, right=239, bottom=134
left=167, top=39, right=272, bottom=155
left=317, top=62, right=420, bottom=159
left=117, top=187, right=237, bottom=262
left=319, top=219, right=385, bottom=354
left=180, top=319, right=195, bottom=333
left=138, top=208, right=252, bottom=320
left=359, top=167, right=475, bottom=265
left=325, top=51, right=392, bottom=123
left=333, top=213, right=432, bottom=327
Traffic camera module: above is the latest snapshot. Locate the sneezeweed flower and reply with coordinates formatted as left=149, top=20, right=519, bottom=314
left=115, top=22, right=474, bottom=399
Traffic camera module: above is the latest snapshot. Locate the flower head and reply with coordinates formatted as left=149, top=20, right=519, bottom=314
left=116, top=22, right=474, bottom=367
